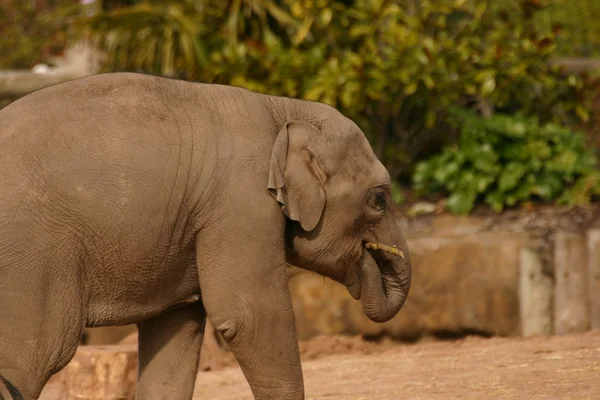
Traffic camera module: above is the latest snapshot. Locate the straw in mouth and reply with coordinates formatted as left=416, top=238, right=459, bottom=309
left=365, top=242, right=405, bottom=259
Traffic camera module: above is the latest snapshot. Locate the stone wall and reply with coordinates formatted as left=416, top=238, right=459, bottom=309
left=84, top=205, right=600, bottom=346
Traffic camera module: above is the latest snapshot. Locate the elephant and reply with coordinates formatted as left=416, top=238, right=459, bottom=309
left=0, top=72, right=411, bottom=400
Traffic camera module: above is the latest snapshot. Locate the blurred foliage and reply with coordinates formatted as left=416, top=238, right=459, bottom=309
left=0, top=0, right=82, bottom=69
left=68, top=0, right=597, bottom=183
left=390, top=180, right=405, bottom=206
left=413, top=108, right=600, bottom=214
left=534, top=0, right=600, bottom=56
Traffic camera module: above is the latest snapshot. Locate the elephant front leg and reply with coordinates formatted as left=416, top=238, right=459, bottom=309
left=136, top=302, right=206, bottom=400
left=197, top=229, right=304, bottom=399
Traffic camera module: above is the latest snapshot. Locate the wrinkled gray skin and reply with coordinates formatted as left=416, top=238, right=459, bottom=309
left=0, top=72, right=411, bottom=400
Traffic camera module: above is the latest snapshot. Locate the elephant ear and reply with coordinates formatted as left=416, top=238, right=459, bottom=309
left=268, top=121, right=326, bottom=232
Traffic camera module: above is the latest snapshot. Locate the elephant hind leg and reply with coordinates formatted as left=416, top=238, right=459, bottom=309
left=0, top=293, right=84, bottom=400
left=136, top=302, right=206, bottom=400
left=0, top=376, right=22, bottom=400
left=0, top=296, right=84, bottom=400
left=0, top=255, right=85, bottom=400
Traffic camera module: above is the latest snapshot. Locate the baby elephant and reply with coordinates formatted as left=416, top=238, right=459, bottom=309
left=0, top=73, right=411, bottom=399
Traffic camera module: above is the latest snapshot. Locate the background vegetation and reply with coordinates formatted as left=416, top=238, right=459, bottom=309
left=2, top=0, right=600, bottom=214
left=0, top=0, right=75, bottom=69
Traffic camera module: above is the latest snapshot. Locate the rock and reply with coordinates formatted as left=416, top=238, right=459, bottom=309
left=554, top=232, right=590, bottom=334
left=394, top=232, right=523, bottom=337
left=59, top=345, right=138, bottom=400
left=587, top=229, right=600, bottom=330
left=119, top=332, right=138, bottom=345
left=407, top=201, right=437, bottom=216
left=519, top=247, right=552, bottom=336
left=429, top=214, right=489, bottom=236
left=288, top=273, right=358, bottom=339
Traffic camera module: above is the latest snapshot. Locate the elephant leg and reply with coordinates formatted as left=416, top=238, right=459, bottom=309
left=196, top=224, right=304, bottom=399
left=0, top=377, right=21, bottom=400
left=0, top=256, right=84, bottom=400
left=0, top=301, right=83, bottom=400
left=136, top=302, right=206, bottom=400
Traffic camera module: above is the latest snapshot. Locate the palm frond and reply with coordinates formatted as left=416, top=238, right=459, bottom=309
left=75, top=2, right=207, bottom=76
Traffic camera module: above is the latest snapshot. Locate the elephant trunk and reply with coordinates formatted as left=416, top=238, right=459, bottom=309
left=359, top=231, right=411, bottom=323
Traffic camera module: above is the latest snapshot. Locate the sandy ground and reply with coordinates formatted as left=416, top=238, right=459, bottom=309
left=41, top=330, right=600, bottom=399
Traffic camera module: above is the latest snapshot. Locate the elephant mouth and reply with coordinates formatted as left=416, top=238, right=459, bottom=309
left=346, top=241, right=404, bottom=301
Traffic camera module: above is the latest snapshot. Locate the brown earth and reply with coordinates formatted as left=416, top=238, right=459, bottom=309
left=41, top=330, right=600, bottom=399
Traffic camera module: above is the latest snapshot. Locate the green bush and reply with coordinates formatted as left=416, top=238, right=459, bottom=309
left=413, top=108, right=600, bottom=214
left=71, top=0, right=597, bottom=181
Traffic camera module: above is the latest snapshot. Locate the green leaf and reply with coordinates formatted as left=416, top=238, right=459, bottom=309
left=575, top=105, right=590, bottom=122
left=532, top=174, right=563, bottom=200
left=485, top=191, right=505, bottom=213
left=473, top=69, right=495, bottom=83
left=265, top=1, right=300, bottom=27
left=422, top=74, right=435, bottom=89
left=499, top=162, right=527, bottom=192
left=349, top=24, right=373, bottom=38
left=472, top=145, right=500, bottom=174
left=474, top=2, right=487, bottom=19
left=547, top=149, right=579, bottom=175
left=432, top=157, right=461, bottom=183
left=481, top=76, right=496, bottom=96
left=391, top=181, right=405, bottom=205
left=512, top=178, right=535, bottom=201
left=425, top=110, right=437, bottom=129
left=473, top=174, right=494, bottom=193
left=504, top=120, right=528, bottom=138
left=447, top=190, right=477, bottom=215
left=403, top=82, right=418, bottom=95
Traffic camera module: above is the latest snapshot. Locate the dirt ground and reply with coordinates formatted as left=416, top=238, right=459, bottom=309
left=41, top=330, right=600, bottom=399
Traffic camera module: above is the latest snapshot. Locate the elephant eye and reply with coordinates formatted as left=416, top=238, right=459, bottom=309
left=368, top=189, right=387, bottom=211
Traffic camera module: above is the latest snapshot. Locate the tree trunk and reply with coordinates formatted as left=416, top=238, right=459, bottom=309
left=0, top=70, right=86, bottom=100
left=0, top=41, right=103, bottom=101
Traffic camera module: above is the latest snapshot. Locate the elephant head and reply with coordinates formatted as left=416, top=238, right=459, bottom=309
left=268, top=111, right=411, bottom=323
